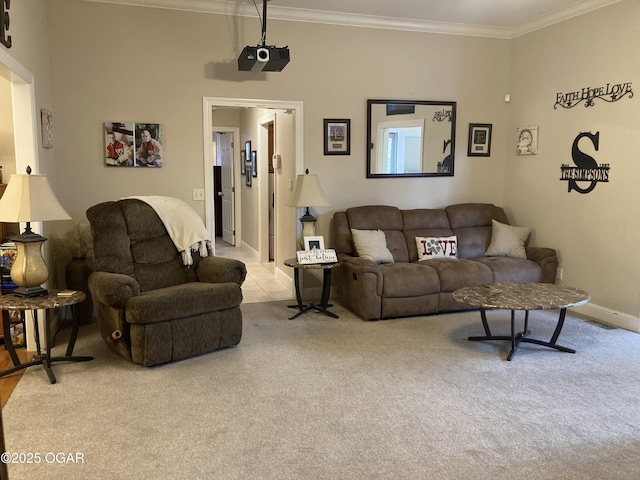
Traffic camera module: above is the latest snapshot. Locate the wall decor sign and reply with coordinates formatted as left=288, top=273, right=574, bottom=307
left=517, top=126, right=538, bottom=155
left=104, top=122, right=163, bottom=167
left=467, top=123, right=492, bottom=157
left=560, top=131, right=609, bottom=194
left=554, top=81, right=633, bottom=109
left=433, top=109, right=453, bottom=122
left=41, top=109, right=53, bottom=148
left=323, top=119, right=350, bottom=155
left=1, top=0, right=11, bottom=49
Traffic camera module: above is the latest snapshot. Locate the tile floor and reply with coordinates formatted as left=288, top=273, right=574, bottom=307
left=214, top=238, right=293, bottom=303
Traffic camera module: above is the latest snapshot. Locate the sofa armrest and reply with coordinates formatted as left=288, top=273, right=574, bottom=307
left=88, top=271, right=140, bottom=308
left=197, top=256, right=247, bottom=286
left=526, top=247, right=558, bottom=283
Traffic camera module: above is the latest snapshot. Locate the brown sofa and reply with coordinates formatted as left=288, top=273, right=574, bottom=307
left=332, top=203, right=557, bottom=320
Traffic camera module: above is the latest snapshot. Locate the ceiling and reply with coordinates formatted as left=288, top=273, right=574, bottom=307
left=86, top=0, right=622, bottom=38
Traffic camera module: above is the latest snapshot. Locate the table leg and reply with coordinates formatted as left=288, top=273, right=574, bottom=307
left=1, top=310, right=19, bottom=367
left=65, top=303, right=81, bottom=356
left=287, top=267, right=338, bottom=320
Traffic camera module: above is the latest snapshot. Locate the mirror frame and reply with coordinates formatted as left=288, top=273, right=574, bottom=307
left=366, top=99, right=457, bottom=178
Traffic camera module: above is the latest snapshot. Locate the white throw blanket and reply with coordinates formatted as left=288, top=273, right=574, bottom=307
left=126, top=195, right=212, bottom=266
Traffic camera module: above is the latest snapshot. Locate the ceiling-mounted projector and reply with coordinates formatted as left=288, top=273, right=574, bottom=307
left=238, top=45, right=290, bottom=72
left=238, top=0, right=290, bottom=72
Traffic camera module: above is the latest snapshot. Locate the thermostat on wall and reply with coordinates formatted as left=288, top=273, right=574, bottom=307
left=272, top=154, right=281, bottom=169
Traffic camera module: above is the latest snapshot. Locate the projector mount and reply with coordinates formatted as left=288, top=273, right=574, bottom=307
left=238, top=0, right=290, bottom=72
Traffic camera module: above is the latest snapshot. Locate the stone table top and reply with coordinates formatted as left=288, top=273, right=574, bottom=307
left=284, top=258, right=338, bottom=270
left=452, top=282, right=590, bottom=311
left=0, top=290, right=86, bottom=310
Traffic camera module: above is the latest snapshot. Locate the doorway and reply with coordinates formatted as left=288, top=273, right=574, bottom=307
left=0, top=49, right=43, bottom=352
left=212, top=129, right=238, bottom=246
left=203, top=97, right=303, bottom=280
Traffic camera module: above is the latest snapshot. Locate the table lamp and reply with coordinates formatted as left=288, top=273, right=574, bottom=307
left=0, top=166, right=71, bottom=297
left=287, top=170, right=330, bottom=247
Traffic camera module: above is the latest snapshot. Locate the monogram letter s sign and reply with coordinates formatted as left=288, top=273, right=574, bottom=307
left=560, top=131, right=610, bottom=194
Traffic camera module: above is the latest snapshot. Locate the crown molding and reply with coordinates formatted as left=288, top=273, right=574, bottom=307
left=83, top=0, right=623, bottom=39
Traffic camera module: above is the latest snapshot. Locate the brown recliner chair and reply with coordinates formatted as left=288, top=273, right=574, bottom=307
left=86, top=198, right=246, bottom=367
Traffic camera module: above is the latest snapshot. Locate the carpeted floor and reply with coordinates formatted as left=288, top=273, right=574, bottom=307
left=3, top=301, right=640, bottom=479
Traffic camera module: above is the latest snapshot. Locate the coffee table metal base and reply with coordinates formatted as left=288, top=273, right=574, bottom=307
left=468, top=308, right=575, bottom=361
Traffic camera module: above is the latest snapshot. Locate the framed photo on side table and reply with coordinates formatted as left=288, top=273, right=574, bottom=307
left=304, top=236, right=325, bottom=251
left=323, top=119, right=350, bottom=155
left=468, top=123, right=492, bottom=157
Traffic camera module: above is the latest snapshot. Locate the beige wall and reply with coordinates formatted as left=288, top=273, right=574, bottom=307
left=506, top=0, right=640, bottom=326
left=3, top=0, right=637, bottom=327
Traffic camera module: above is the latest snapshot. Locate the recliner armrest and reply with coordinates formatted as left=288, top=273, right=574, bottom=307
left=88, top=271, right=141, bottom=308
left=197, top=256, right=247, bottom=286
left=525, top=246, right=558, bottom=283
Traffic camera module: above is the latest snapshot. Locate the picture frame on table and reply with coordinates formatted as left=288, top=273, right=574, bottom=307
left=468, top=123, right=492, bottom=157
left=323, top=119, right=350, bottom=155
left=304, top=236, right=325, bottom=251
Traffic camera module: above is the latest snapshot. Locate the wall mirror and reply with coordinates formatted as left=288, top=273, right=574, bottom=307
left=367, top=99, right=456, bottom=178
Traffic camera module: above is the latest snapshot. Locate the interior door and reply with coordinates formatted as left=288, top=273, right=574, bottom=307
left=218, top=132, right=235, bottom=245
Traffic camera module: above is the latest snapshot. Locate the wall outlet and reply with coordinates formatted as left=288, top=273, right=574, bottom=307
left=557, top=268, right=564, bottom=281
left=192, top=188, right=205, bottom=201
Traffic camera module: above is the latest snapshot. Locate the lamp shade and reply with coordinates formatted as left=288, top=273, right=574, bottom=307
left=287, top=174, right=330, bottom=208
left=0, top=172, right=71, bottom=223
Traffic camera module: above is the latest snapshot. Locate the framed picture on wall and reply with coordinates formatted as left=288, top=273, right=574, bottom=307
left=242, top=141, right=251, bottom=175
left=245, top=159, right=252, bottom=187
left=517, top=125, right=539, bottom=155
left=323, top=119, right=350, bottom=155
left=467, top=123, right=492, bottom=157
left=251, top=150, right=257, bottom=177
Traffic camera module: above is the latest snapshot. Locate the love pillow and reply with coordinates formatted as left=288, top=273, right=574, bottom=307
left=416, top=236, right=458, bottom=261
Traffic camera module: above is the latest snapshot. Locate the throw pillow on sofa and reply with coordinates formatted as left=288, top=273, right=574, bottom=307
left=351, top=229, right=394, bottom=264
left=485, top=219, right=531, bottom=258
left=416, top=236, right=458, bottom=260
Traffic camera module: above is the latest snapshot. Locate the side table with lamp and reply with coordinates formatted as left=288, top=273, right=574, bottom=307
left=0, top=166, right=93, bottom=382
left=286, top=170, right=339, bottom=319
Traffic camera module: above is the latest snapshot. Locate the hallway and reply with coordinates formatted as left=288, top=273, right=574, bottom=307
left=214, top=239, right=292, bottom=304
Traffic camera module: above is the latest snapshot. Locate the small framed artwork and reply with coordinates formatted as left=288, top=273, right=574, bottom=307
left=517, top=125, right=539, bottom=155
left=304, top=236, right=325, bottom=251
left=251, top=150, right=257, bottom=177
left=245, top=160, right=252, bottom=187
left=468, top=123, right=492, bottom=157
left=41, top=109, right=54, bottom=148
left=323, top=119, right=350, bottom=155
left=104, top=122, right=135, bottom=166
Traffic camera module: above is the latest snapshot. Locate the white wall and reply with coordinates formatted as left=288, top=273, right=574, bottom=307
left=506, top=0, right=640, bottom=326
left=22, top=0, right=638, bottom=328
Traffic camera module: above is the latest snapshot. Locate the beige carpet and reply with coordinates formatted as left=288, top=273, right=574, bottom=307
left=3, top=301, right=640, bottom=479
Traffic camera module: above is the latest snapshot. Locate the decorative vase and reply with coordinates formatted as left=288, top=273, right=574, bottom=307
left=65, top=257, right=94, bottom=325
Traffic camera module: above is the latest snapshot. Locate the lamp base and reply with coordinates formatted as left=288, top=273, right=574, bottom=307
left=11, top=285, right=48, bottom=298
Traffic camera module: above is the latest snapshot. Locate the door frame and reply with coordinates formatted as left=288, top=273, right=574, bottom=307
left=211, top=127, right=240, bottom=245
left=202, top=97, right=303, bottom=257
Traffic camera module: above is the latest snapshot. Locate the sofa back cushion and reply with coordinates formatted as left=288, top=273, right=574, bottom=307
left=344, top=205, right=409, bottom=262
left=402, top=209, right=454, bottom=262
left=445, top=203, right=509, bottom=259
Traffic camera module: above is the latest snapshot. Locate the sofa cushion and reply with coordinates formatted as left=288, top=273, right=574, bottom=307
left=416, top=236, right=458, bottom=260
left=473, top=257, right=542, bottom=283
left=379, top=263, right=440, bottom=297
left=485, top=219, right=530, bottom=259
left=426, top=259, right=493, bottom=292
left=351, top=229, right=394, bottom=264
left=445, top=203, right=509, bottom=259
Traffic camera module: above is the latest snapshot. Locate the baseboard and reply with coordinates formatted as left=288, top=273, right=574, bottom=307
left=240, top=241, right=259, bottom=261
left=275, top=266, right=293, bottom=291
left=573, top=302, right=640, bottom=333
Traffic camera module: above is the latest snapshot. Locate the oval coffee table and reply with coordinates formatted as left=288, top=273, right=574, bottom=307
left=452, top=282, right=590, bottom=361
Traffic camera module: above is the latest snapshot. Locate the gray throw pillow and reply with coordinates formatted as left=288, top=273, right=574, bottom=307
left=351, top=229, right=394, bottom=264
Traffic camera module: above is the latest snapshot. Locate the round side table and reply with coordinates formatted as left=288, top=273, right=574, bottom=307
left=0, top=290, right=93, bottom=384
left=284, top=258, right=339, bottom=320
